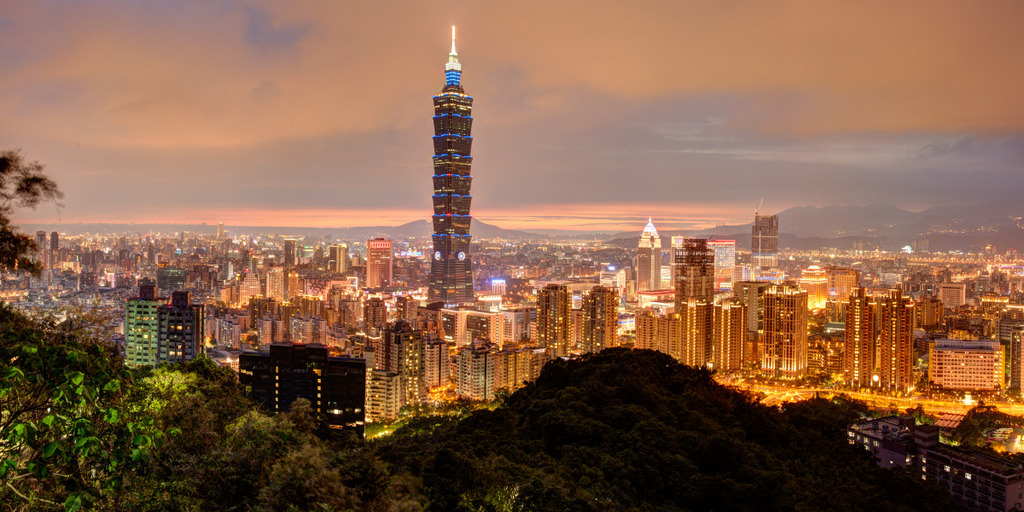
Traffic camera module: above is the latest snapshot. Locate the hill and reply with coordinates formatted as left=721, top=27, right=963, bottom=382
left=376, top=349, right=954, bottom=511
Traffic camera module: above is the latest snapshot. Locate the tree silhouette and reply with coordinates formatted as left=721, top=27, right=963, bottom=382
left=0, top=150, right=62, bottom=275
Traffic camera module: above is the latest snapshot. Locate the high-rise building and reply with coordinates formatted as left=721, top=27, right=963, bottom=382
left=679, top=299, right=714, bottom=368
left=239, top=343, right=366, bottom=436
left=366, top=238, right=393, bottom=289
left=877, top=289, right=914, bottom=393
left=761, top=282, right=808, bottom=377
left=635, top=311, right=682, bottom=360
left=158, top=291, right=204, bottom=363
left=751, top=214, right=779, bottom=271
left=581, top=286, right=618, bottom=354
left=363, top=297, right=387, bottom=333
left=537, top=284, right=570, bottom=357
left=265, top=267, right=285, bottom=301
left=49, top=231, right=58, bottom=269
left=733, top=281, right=772, bottom=366
left=385, top=322, right=426, bottom=407
left=713, top=299, right=747, bottom=372
left=708, top=239, right=736, bottom=292
left=938, top=282, right=967, bottom=309
left=156, top=266, right=186, bottom=296
left=844, top=288, right=876, bottom=387
left=636, top=218, right=662, bottom=292
left=826, top=266, right=860, bottom=300
left=456, top=341, right=495, bottom=401
left=799, top=265, right=828, bottom=310
left=673, top=237, right=714, bottom=312
left=282, top=239, right=297, bottom=267
left=929, top=339, right=1004, bottom=391
left=125, top=280, right=162, bottom=366
left=328, top=243, right=349, bottom=274
left=429, top=28, right=475, bottom=308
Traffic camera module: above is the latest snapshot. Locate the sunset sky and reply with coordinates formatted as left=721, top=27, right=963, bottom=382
left=2, top=1, right=1023, bottom=233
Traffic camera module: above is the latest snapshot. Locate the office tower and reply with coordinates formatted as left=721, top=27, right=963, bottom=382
left=537, top=283, right=570, bottom=357
left=49, top=231, right=58, bottom=268
left=673, top=237, right=714, bottom=311
left=216, top=222, right=224, bottom=240
left=708, top=239, right=736, bottom=292
left=825, top=266, right=860, bottom=300
left=843, top=288, right=876, bottom=387
left=636, top=218, right=662, bottom=291
left=238, top=271, right=262, bottom=305
left=938, top=282, right=967, bottom=309
left=581, top=286, right=618, bottom=354
left=35, top=230, right=46, bottom=255
left=713, top=300, right=747, bottom=372
left=751, top=214, right=779, bottom=271
left=283, top=239, right=297, bottom=267
left=158, top=291, right=204, bottom=363
left=239, top=343, right=366, bottom=436
left=125, top=280, right=163, bottom=366
left=669, top=236, right=684, bottom=288
left=156, top=266, right=186, bottom=296
left=490, top=278, right=506, bottom=297
left=761, top=282, right=808, bottom=377
left=366, top=238, right=393, bottom=289
left=385, top=322, right=426, bottom=407
left=929, top=339, right=1004, bottom=391
left=429, top=28, right=476, bottom=308
left=328, top=243, right=349, bottom=273
left=877, top=289, right=914, bottom=393
left=799, top=265, right=828, bottom=309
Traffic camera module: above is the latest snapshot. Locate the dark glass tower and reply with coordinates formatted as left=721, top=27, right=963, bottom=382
left=429, top=28, right=475, bottom=307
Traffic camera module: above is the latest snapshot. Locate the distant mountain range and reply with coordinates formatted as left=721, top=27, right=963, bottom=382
left=604, top=203, right=1024, bottom=252
left=18, top=219, right=541, bottom=241
left=19, top=202, right=1024, bottom=251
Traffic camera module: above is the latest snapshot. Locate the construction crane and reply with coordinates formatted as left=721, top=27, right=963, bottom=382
left=754, top=195, right=765, bottom=217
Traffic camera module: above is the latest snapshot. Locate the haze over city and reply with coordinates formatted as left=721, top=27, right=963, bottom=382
left=2, top=1, right=1023, bottom=232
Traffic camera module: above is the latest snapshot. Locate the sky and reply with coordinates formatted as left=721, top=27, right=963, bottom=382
left=2, top=0, right=1023, bottom=233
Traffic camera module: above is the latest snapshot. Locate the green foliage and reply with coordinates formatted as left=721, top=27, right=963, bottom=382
left=376, top=349, right=954, bottom=512
left=0, top=304, right=157, bottom=511
left=0, top=150, right=63, bottom=275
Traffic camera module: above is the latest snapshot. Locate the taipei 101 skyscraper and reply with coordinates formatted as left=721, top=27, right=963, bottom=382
left=429, top=27, right=475, bottom=307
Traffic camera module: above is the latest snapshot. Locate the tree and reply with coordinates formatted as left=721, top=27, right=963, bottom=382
left=0, top=150, right=62, bottom=275
left=0, top=305, right=159, bottom=511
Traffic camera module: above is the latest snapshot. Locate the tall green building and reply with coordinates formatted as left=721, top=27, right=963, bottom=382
left=125, top=280, right=162, bottom=366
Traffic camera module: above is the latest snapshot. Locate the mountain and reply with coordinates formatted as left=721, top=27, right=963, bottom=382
left=377, top=349, right=955, bottom=511
left=18, top=219, right=542, bottom=240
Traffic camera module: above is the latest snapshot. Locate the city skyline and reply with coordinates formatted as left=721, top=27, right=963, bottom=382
left=2, top=2, right=1023, bottom=232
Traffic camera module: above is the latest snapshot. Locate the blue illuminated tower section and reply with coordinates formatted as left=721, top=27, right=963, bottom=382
left=429, top=27, right=475, bottom=307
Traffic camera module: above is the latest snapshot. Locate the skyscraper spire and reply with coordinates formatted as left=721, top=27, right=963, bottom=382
left=446, top=25, right=461, bottom=74
left=429, top=27, right=475, bottom=307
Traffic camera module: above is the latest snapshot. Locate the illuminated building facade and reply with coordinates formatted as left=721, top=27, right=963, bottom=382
left=429, top=28, right=475, bottom=307
left=636, top=218, right=662, bottom=292
left=751, top=214, right=779, bottom=272
left=328, top=243, right=348, bottom=273
left=582, top=285, right=618, bottom=354
left=929, top=339, right=1004, bottom=391
left=844, top=288, right=876, bottom=387
left=125, top=280, right=162, bottom=366
left=878, top=289, right=914, bottom=393
left=799, top=265, right=828, bottom=309
left=239, top=343, right=366, bottom=436
left=366, top=238, right=393, bottom=289
left=826, top=266, right=860, bottom=300
left=537, top=283, right=570, bottom=357
left=157, top=291, right=204, bottom=363
left=761, top=282, right=808, bottom=377
left=673, top=237, right=714, bottom=311
left=713, top=300, right=747, bottom=372
left=708, top=239, right=736, bottom=292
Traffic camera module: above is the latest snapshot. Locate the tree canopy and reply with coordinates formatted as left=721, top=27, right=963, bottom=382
left=0, top=150, right=62, bottom=274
